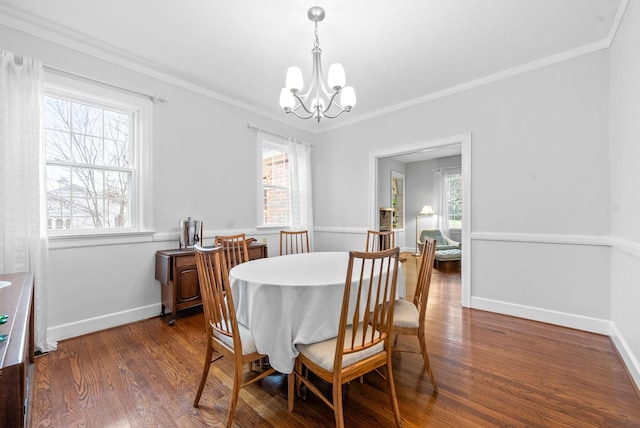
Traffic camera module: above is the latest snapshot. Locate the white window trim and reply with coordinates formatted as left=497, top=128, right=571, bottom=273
left=256, top=135, right=290, bottom=229
left=445, top=167, right=462, bottom=231
left=44, top=72, right=154, bottom=247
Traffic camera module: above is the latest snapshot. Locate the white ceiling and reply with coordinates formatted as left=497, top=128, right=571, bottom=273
left=0, top=0, right=625, bottom=134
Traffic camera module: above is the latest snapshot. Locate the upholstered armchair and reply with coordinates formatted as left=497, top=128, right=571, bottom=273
left=417, top=229, right=460, bottom=254
left=418, top=229, right=462, bottom=269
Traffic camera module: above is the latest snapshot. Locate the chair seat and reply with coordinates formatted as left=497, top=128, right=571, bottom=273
left=434, top=249, right=461, bottom=261
left=296, top=323, right=385, bottom=372
left=436, top=244, right=459, bottom=251
left=392, top=299, right=420, bottom=328
left=213, top=322, right=257, bottom=355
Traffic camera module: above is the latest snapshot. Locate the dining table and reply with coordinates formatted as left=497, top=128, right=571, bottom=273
left=228, top=251, right=405, bottom=374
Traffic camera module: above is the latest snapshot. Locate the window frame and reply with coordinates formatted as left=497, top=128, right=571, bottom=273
left=445, top=167, right=462, bottom=231
left=256, top=135, right=291, bottom=228
left=44, top=73, right=153, bottom=247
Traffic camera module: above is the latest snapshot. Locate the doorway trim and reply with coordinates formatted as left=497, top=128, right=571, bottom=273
left=368, top=132, right=472, bottom=307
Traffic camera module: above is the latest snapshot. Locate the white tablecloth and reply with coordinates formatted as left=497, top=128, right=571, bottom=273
left=228, top=251, right=405, bottom=374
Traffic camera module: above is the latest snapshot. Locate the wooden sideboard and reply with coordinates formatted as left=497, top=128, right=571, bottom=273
left=0, top=272, right=35, bottom=428
left=155, top=242, right=267, bottom=325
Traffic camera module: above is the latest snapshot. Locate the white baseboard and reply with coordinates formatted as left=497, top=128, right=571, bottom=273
left=47, top=303, right=161, bottom=342
left=471, top=297, right=639, bottom=390
left=610, top=323, right=640, bottom=390
left=470, top=297, right=611, bottom=335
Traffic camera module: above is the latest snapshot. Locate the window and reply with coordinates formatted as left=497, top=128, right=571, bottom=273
left=44, top=74, right=152, bottom=237
left=260, top=139, right=290, bottom=226
left=446, top=170, right=462, bottom=229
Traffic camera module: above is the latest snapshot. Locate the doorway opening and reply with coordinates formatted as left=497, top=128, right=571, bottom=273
left=368, top=133, right=471, bottom=307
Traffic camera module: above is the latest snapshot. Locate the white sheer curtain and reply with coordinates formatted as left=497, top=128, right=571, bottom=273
left=433, top=168, right=449, bottom=237
left=288, top=139, right=314, bottom=249
left=0, top=49, right=56, bottom=352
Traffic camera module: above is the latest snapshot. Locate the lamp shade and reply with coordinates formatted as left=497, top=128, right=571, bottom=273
left=279, top=88, right=296, bottom=109
left=285, top=66, right=304, bottom=92
left=340, top=86, right=356, bottom=108
left=419, top=205, right=435, bottom=216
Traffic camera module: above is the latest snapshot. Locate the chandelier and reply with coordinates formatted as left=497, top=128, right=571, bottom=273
left=279, top=6, right=356, bottom=122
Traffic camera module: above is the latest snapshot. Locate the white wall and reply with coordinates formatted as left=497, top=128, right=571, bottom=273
left=1, top=24, right=315, bottom=340
left=609, top=0, right=640, bottom=387
left=314, top=51, right=612, bottom=334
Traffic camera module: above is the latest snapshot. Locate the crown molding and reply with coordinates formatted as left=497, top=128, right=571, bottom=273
left=320, top=0, right=631, bottom=133
left=611, top=236, right=640, bottom=259
left=320, top=38, right=612, bottom=133
left=1, top=0, right=629, bottom=136
left=606, top=0, right=630, bottom=46
left=0, top=8, right=316, bottom=134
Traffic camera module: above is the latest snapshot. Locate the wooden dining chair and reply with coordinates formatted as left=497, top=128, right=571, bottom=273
left=365, top=229, right=395, bottom=252
left=391, top=237, right=438, bottom=392
left=288, top=247, right=402, bottom=428
left=193, top=244, right=275, bottom=428
left=280, top=230, right=310, bottom=255
left=215, top=233, right=250, bottom=270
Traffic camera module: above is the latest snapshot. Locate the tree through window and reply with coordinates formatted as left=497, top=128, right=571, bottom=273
left=45, top=95, right=133, bottom=230
left=446, top=171, right=462, bottom=229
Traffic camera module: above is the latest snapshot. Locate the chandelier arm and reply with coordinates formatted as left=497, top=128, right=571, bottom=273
left=321, top=107, right=351, bottom=119
left=286, top=108, right=317, bottom=120
left=314, top=48, right=334, bottom=100
left=321, top=90, right=341, bottom=114
left=292, top=92, right=316, bottom=115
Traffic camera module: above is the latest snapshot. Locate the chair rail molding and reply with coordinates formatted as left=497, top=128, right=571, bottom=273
left=611, top=236, right=640, bottom=259
left=471, top=231, right=611, bottom=247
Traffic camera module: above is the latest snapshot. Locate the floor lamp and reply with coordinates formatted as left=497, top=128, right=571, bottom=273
left=414, top=205, right=435, bottom=256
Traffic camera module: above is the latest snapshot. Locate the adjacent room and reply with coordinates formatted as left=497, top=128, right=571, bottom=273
left=1, top=1, right=639, bottom=426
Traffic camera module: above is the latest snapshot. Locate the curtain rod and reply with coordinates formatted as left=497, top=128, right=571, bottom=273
left=432, top=166, right=461, bottom=171
left=247, top=123, right=314, bottom=146
left=43, top=64, right=169, bottom=103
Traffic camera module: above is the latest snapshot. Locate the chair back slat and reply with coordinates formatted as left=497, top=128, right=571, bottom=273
left=194, top=245, right=238, bottom=348
left=415, top=238, right=437, bottom=317
left=193, top=244, right=277, bottom=421
left=337, top=248, right=400, bottom=365
left=280, top=230, right=310, bottom=255
left=371, top=254, right=393, bottom=336
left=365, top=230, right=395, bottom=252
left=215, top=234, right=250, bottom=271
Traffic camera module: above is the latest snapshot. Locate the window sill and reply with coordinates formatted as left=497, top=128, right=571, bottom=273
left=48, top=230, right=156, bottom=249
left=256, top=224, right=289, bottom=231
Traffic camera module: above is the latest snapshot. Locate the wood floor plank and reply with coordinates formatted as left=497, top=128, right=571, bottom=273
left=32, top=253, right=640, bottom=427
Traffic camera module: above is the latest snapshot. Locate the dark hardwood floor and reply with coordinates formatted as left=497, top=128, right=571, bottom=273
left=33, top=253, right=640, bottom=427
